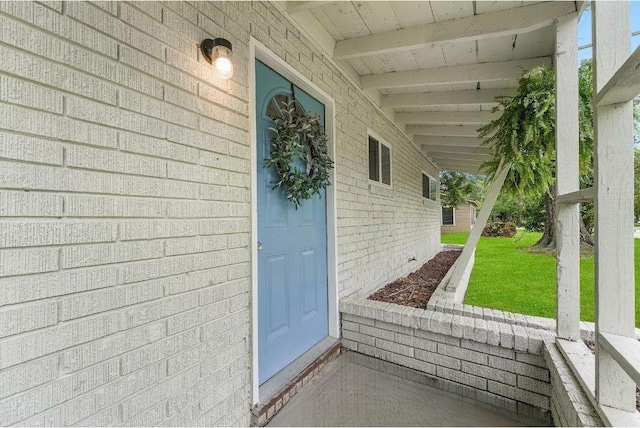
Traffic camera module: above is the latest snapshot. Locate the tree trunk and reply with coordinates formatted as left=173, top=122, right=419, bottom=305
left=580, top=216, right=595, bottom=247
left=517, top=194, right=524, bottom=226
left=533, top=188, right=556, bottom=248
left=533, top=184, right=594, bottom=249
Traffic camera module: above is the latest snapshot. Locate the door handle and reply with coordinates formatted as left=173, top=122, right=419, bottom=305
left=257, top=241, right=263, bottom=250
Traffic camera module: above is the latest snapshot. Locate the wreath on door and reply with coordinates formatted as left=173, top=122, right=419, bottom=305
left=264, top=99, right=334, bottom=209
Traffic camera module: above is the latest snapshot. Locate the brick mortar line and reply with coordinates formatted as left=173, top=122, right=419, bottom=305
left=0, top=184, right=250, bottom=198
left=346, top=334, right=548, bottom=378
left=0, top=70, right=116, bottom=109
left=340, top=299, right=554, bottom=352
left=9, top=348, right=249, bottom=426
left=0, top=258, right=248, bottom=292
left=0, top=36, right=161, bottom=103
left=37, top=347, right=247, bottom=417
left=0, top=8, right=248, bottom=100
left=0, top=299, right=249, bottom=361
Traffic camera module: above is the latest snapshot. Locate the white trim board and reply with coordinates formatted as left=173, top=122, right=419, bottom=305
left=367, top=129, right=393, bottom=189
left=249, top=37, right=340, bottom=407
left=421, top=170, right=438, bottom=202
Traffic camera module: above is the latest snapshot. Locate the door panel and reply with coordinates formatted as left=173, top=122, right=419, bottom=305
left=299, top=196, right=317, bottom=226
left=263, top=127, right=288, bottom=229
left=265, top=252, right=289, bottom=340
left=256, top=60, right=329, bottom=384
left=300, top=248, right=319, bottom=321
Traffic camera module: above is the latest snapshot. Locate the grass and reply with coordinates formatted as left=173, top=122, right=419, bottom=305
left=441, top=231, right=640, bottom=328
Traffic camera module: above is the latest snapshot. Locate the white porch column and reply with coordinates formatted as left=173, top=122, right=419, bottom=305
left=554, top=13, right=581, bottom=341
left=592, top=0, right=636, bottom=411
left=448, top=164, right=510, bottom=288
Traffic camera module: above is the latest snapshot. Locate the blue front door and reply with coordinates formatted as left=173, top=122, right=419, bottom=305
left=256, top=61, right=329, bottom=384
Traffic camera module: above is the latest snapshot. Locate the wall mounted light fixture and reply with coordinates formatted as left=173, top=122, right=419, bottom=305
left=200, top=38, right=233, bottom=80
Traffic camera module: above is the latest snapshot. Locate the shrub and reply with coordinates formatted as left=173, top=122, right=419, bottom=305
left=522, top=196, right=546, bottom=232
left=482, top=221, right=517, bottom=238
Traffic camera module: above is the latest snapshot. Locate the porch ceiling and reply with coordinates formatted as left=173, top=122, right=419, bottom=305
left=287, top=1, right=579, bottom=174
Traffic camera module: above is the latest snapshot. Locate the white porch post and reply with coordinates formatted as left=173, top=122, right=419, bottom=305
left=592, top=0, right=636, bottom=411
left=448, top=164, right=510, bottom=288
left=554, top=13, right=580, bottom=341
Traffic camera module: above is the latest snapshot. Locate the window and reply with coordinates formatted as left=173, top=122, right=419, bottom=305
left=368, top=135, right=391, bottom=186
left=442, top=207, right=454, bottom=226
left=422, top=173, right=437, bottom=201
left=430, top=177, right=437, bottom=200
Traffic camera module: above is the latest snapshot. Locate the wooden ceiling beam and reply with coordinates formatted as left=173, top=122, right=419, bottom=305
left=436, top=166, right=483, bottom=174
left=416, top=135, right=485, bottom=148
left=381, top=88, right=515, bottom=108
left=405, top=125, right=480, bottom=137
left=418, top=144, right=491, bottom=155
left=432, top=161, right=486, bottom=172
left=433, top=158, right=485, bottom=167
left=396, top=111, right=498, bottom=125
left=427, top=152, right=492, bottom=162
left=362, top=57, right=550, bottom=89
left=334, top=1, right=575, bottom=60
left=286, top=1, right=331, bottom=14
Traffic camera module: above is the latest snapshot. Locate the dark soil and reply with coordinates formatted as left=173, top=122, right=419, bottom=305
left=368, top=250, right=461, bottom=309
left=523, top=245, right=595, bottom=258
left=584, top=340, right=640, bottom=411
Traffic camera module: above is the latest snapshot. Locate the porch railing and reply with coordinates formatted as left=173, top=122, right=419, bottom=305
left=554, top=2, right=640, bottom=425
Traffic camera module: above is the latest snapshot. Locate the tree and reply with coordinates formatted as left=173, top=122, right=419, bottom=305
left=478, top=62, right=595, bottom=249
left=634, top=98, right=640, bottom=222
left=490, top=190, right=546, bottom=231
left=490, top=192, right=522, bottom=223
left=635, top=147, right=640, bottom=222
left=439, top=171, right=483, bottom=208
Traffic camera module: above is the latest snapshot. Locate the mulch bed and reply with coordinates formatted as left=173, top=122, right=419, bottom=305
left=368, top=251, right=640, bottom=412
left=368, top=250, right=640, bottom=412
left=584, top=340, right=640, bottom=411
left=368, top=250, right=461, bottom=309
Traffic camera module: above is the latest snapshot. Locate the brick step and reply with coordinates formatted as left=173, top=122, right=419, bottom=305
left=251, top=343, right=343, bottom=426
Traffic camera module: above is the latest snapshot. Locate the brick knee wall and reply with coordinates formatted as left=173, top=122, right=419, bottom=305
left=544, top=343, right=603, bottom=426
left=340, top=298, right=558, bottom=425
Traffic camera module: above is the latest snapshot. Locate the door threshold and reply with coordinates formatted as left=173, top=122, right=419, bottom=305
left=253, top=337, right=342, bottom=426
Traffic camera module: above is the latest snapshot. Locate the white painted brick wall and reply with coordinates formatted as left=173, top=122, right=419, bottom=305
left=0, top=301, right=58, bottom=338
left=0, top=1, right=440, bottom=426
left=544, top=343, right=603, bottom=426
left=341, top=299, right=555, bottom=425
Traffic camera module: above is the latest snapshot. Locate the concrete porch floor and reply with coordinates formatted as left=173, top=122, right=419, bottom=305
left=267, top=351, right=527, bottom=427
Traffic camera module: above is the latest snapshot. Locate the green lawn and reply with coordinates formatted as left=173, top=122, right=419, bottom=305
left=441, top=232, right=640, bottom=328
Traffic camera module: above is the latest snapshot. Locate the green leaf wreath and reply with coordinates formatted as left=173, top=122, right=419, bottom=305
left=264, top=100, right=334, bottom=209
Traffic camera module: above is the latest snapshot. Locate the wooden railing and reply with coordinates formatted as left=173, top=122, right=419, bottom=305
left=554, top=2, right=640, bottom=425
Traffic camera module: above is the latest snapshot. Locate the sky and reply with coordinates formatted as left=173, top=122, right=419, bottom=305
left=577, top=1, right=640, bottom=62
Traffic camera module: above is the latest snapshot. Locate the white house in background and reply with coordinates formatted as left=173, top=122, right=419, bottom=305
left=441, top=201, right=478, bottom=234
left=0, top=1, right=638, bottom=427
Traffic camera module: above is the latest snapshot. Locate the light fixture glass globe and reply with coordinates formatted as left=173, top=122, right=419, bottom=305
left=214, top=56, right=233, bottom=80
left=212, top=44, right=233, bottom=80
left=200, top=38, right=234, bottom=80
